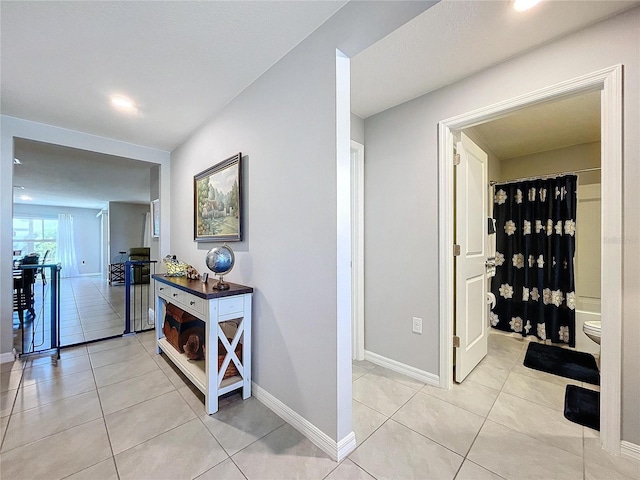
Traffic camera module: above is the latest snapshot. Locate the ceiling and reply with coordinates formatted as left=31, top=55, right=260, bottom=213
left=13, top=139, right=155, bottom=211
left=471, top=90, right=601, bottom=160
left=2, top=1, right=637, bottom=210
left=0, top=0, right=347, bottom=151
left=350, top=0, right=638, bottom=119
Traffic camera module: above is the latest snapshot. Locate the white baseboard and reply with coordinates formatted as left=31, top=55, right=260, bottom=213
left=0, top=352, right=16, bottom=364
left=252, top=382, right=355, bottom=462
left=364, top=350, right=440, bottom=387
left=621, top=440, right=640, bottom=461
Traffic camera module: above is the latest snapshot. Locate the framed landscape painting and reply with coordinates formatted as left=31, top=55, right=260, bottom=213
left=194, top=152, right=242, bottom=242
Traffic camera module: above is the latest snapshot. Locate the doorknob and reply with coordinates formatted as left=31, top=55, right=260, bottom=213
left=485, top=258, right=496, bottom=277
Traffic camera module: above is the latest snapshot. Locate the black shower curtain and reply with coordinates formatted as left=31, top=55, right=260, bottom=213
left=490, top=175, right=577, bottom=346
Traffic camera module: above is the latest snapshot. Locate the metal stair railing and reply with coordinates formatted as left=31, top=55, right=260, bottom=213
left=124, top=260, right=157, bottom=334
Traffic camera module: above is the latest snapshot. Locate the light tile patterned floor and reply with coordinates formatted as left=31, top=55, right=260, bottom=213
left=1, top=331, right=638, bottom=479
left=14, top=275, right=153, bottom=353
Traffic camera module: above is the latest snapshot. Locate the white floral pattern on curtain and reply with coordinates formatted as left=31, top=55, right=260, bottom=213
left=57, top=214, right=79, bottom=278
left=490, top=175, right=577, bottom=346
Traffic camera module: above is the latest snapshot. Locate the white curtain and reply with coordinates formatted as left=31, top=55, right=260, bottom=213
left=57, top=214, right=79, bottom=277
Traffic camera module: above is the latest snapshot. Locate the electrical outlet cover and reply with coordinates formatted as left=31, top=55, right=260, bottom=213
left=412, top=317, right=422, bottom=334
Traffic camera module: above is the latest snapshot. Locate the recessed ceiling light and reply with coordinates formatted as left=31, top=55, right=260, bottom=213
left=13, top=158, right=21, bottom=165
left=13, top=185, right=25, bottom=189
left=19, top=194, right=32, bottom=201
left=110, top=94, right=138, bottom=114
left=514, top=0, right=542, bottom=12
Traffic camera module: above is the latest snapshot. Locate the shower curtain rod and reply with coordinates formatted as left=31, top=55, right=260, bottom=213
left=489, top=167, right=601, bottom=186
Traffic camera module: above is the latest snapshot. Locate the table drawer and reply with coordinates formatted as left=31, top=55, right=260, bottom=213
left=168, top=287, right=185, bottom=305
left=219, top=296, right=244, bottom=316
left=158, top=284, right=206, bottom=317
left=184, top=295, right=206, bottom=316
left=156, top=282, right=171, bottom=299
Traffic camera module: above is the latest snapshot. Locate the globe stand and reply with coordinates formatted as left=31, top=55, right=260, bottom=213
left=213, top=275, right=230, bottom=290
left=206, top=244, right=235, bottom=291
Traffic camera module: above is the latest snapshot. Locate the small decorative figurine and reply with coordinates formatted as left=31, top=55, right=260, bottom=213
left=185, top=264, right=201, bottom=280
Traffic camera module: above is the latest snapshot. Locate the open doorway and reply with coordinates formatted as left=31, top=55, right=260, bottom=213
left=465, top=90, right=601, bottom=353
left=439, top=66, right=623, bottom=452
left=12, top=138, right=160, bottom=352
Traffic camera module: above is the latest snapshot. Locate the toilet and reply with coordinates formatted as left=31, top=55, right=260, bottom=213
left=583, top=320, right=602, bottom=345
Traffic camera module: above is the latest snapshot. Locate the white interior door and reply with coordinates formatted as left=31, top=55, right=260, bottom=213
left=454, top=132, right=488, bottom=383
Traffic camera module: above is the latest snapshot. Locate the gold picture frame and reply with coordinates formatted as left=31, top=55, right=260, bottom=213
left=194, top=153, right=242, bottom=242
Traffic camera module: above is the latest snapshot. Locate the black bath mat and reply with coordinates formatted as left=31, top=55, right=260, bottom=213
left=523, top=342, right=600, bottom=385
left=564, top=385, right=600, bottom=430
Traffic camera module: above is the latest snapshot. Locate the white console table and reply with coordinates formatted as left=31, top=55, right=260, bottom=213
left=153, top=274, right=253, bottom=414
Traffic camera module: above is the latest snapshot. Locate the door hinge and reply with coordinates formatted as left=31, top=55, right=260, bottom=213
left=453, top=244, right=461, bottom=256
left=453, top=336, right=460, bottom=348
left=454, top=154, right=461, bottom=166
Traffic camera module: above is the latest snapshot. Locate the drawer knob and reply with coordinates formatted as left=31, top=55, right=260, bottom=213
left=173, top=293, right=178, bottom=297
left=159, top=287, right=164, bottom=291
left=190, top=301, right=195, bottom=306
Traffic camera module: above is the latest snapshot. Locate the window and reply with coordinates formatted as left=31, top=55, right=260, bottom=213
left=13, top=217, right=57, bottom=262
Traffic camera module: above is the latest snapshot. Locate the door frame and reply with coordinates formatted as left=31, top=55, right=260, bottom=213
left=437, top=65, right=622, bottom=453
left=351, top=140, right=365, bottom=361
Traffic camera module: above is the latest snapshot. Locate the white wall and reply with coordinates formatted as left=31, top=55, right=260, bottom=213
left=0, top=116, right=171, bottom=357
left=13, top=204, right=102, bottom=275
left=351, top=113, right=365, bottom=144
left=500, top=142, right=601, bottom=185
left=575, top=183, right=602, bottom=308
left=363, top=7, right=639, bottom=444
left=108, top=202, right=150, bottom=261
left=169, top=1, right=436, bottom=448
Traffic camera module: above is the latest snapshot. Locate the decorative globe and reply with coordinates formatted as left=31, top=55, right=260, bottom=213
left=205, top=244, right=235, bottom=289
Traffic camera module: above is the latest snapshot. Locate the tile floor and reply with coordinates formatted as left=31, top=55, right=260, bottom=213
left=15, top=275, right=153, bottom=353
left=1, top=331, right=639, bottom=479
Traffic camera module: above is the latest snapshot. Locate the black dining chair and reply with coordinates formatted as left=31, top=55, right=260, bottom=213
left=13, top=253, right=40, bottom=323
